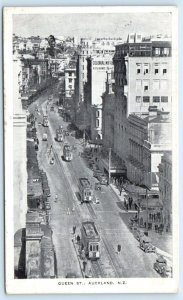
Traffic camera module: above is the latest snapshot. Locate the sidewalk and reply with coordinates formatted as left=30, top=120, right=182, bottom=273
left=109, top=182, right=172, bottom=259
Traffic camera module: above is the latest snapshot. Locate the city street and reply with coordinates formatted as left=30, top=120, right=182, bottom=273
left=28, top=85, right=160, bottom=278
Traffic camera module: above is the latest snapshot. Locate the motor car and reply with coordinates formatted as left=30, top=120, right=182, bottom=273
left=98, top=174, right=108, bottom=185
left=50, top=158, right=54, bottom=165
left=95, top=182, right=102, bottom=191
left=38, top=122, right=42, bottom=126
left=65, top=131, right=70, bottom=136
left=140, top=236, right=156, bottom=253
left=94, top=197, right=100, bottom=204
left=135, top=228, right=145, bottom=242
left=93, top=170, right=103, bottom=178
left=153, top=256, right=172, bottom=277
left=45, top=203, right=51, bottom=210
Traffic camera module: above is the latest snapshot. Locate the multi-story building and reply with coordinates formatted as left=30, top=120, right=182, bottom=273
left=84, top=54, right=114, bottom=142
left=158, top=153, right=172, bottom=232
left=19, top=57, right=50, bottom=93
left=127, top=107, right=172, bottom=190
left=111, top=33, right=172, bottom=166
left=64, top=61, right=76, bottom=121
left=64, top=62, right=76, bottom=98
left=74, top=38, right=122, bottom=127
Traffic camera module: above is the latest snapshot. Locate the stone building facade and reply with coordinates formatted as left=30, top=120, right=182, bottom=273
left=112, top=33, right=172, bottom=165
left=158, top=153, right=172, bottom=232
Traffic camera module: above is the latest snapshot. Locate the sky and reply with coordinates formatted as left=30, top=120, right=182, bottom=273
left=13, top=12, right=172, bottom=40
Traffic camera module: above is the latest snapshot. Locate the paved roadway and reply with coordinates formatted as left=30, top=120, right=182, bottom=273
left=28, top=84, right=160, bottom=278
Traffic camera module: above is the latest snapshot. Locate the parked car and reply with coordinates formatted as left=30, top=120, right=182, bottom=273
left=154, top=256, right=172, bottom=277
left=140, top=236, right=156, bottom=253
left=93, top=170, right=103, bottom=178
left=134, top=228, right=145, bottom=242
left=98, top=174, right=108, bottom=185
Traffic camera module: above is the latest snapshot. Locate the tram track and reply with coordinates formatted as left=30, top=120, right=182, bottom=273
left=91, top=260, right=105, bottom=278
left=41, top=102, right=123, bottom=278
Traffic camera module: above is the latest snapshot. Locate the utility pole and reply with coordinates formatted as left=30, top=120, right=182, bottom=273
left=146, top=188, right=148, bottom=230
left=83, top=129, right=86, bottom=148
left=108, top=148, right=111, bottom=185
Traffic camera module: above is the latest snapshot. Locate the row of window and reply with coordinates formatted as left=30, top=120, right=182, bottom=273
left=136, top=63, right=168, bottom=75
left=136, top=79, right=168, bottom=91
left=136, top=96, right=169, bottom=103
left=93, top=61, right=113, bottom=65
left=116, top=46, right=171, bottom=58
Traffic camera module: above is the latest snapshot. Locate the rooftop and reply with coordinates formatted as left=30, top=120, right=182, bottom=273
left=82, top=222, right=98, bottom=238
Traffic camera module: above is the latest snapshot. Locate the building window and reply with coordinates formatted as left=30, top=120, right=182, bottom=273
left=161, top=79, right=168, bottom=89
left=155, top=68, right=159, bottom=74
left=154, top=48, right=160, bottom=56
left=162, top=48, right=170, bottom=56
left=143, top=96, right=150, bottom=103
left=153, top=79, right=160, bottom=90
left=144, top=63, right=149, bottom=74
left=69, top=72, right=72, bottom=76
left=161, top=96, right=168, bottom=102
left=144, top=85, right=149, bottom=91
left=69, top=79, right=72, bottom=83
left=68, top=85, right=72, bottom=89
left=96, top=119, right=99, bottom=128
left=143, top=80, right=149, bottom=91
left=163, top=68, right=167, bottom=74
left=96, top=110, right=100, bottom=118
left=136, top=96, right=141, bottom=103
left=136, top=80, right=142, bottom=90
left=153, top=96, right=160, bottom=102
left=136, top=63, right=141, bottom=74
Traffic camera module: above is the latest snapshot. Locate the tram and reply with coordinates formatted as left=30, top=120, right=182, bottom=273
left=78, top=178, right=93, bottom=202
left=81, top=221, right=100, bottom=260
left=63, top=144, right=73, bottom=161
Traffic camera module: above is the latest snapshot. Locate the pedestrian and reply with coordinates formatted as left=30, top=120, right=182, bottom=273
left=76, top=235, right=80, bottom=244
left=117, top=244, right=121, bottom=254
left=67, top=207, right=70, bottom=215
left=83, top=260, right=87, bottom=272
left=73, top=226, right=76, bottom=235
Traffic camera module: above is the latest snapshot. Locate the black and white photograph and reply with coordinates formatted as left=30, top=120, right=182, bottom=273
left=4, top=6, right=178, bottom=294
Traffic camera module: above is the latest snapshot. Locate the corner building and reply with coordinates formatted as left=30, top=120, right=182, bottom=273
left=112, top=33, right=172, bottom=164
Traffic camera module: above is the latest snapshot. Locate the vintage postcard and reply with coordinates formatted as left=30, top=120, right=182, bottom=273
left=4, top=6, right=179, bottom=294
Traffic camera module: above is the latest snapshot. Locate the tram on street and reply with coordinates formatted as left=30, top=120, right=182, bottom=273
left=81, top=221, right=100, bottom=260
left=63, top=143, right=73, bottom=161
left=43, top=115, right=49, bottom=127
left=78, top=177, right=93, bottom=202
left=56, top=128, right=64, bottom=142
